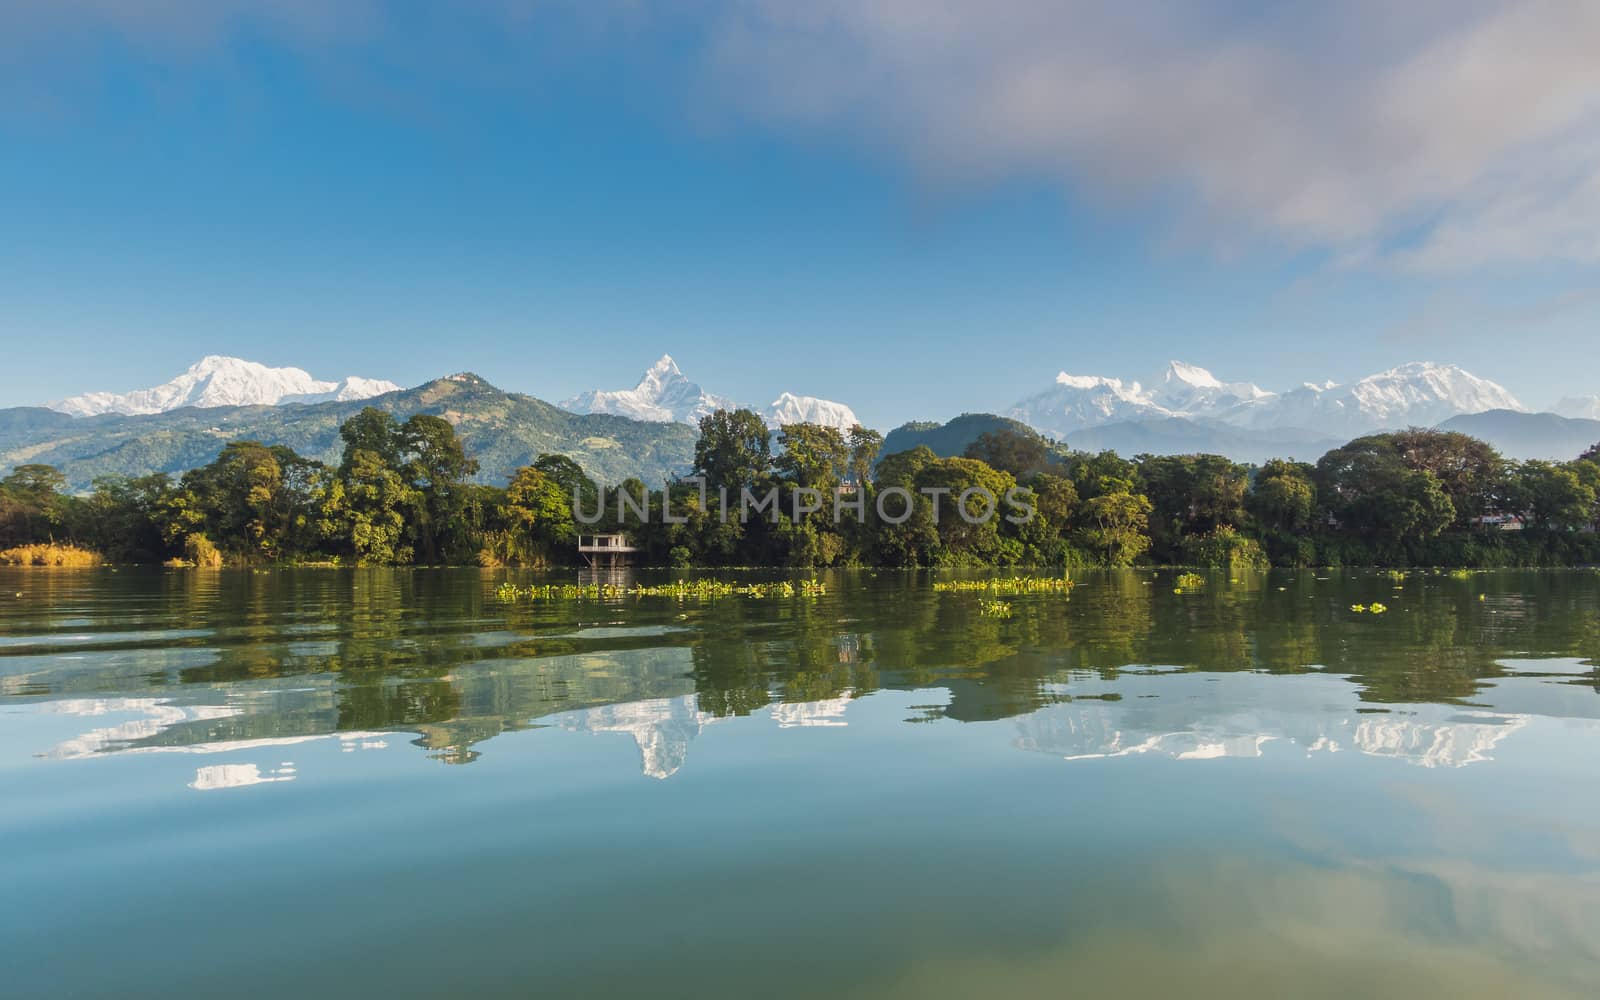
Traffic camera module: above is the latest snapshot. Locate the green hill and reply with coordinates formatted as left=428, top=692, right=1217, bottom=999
left=879, top=413, right=1037, bottom=460
left=0, top=374, right=697, bottom=491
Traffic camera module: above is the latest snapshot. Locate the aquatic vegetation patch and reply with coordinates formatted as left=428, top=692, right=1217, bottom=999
left=977, top=599, right=1013, bottom=618
left=496, top=578, right=826, bottom=602
left=1173, top=572, right=1206, bottom=593
left=932, top=575, right=1074, bottom=595
left=1350, top=602, right=1389, bottom=614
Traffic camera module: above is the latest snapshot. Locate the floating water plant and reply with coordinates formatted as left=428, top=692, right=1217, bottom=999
left=977, top=599, right=1013, bottom=618
left=1174, top=572, right=1205, bottom=593
left=932, top=576, right=1073, bottom=595
left=496, top=578, right=825, bottom=603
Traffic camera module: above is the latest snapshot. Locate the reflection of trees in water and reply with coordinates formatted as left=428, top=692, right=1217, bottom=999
left=10, top=567, right=1600, bottom=764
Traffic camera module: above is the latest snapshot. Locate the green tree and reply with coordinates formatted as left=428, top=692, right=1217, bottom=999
left=1388, top=428, right=1507, bottom=527
left=484, top=465, right=577, bottom=566
left=1518, top=460, right=1596, bottom=531
left=1076, top=477, right=1152, bottom=566
left=341, top=448, right=418, bottom=565
left=775, top=423, right=851, bottom=491
left=0, top=464, right=69, bottom=543
left=963, top=427, right=1051, bottom=479
left=847, top=424, right=883, bottom=488
left=694, top=409, right=771, bottom=496
left=339, top=407, right=403, bottom=472
left=399, top=414, right=480, bottom=563
left=1316, top=435, right=1455, bottom=554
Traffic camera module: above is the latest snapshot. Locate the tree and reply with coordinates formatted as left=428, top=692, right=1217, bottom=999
left=77, top=474, right=174, bottom=563
left=1136, top=453, right=1249, bottom=559
left=964, top=427, right=1050, bottom=479
left=775, top=422, right=850, bottom=491
left=1388, top=428, right=1506, bottom=527
left=912, top=456, right=1017, bottom=564
left=1249, top=460, right=1316, bottom=534
left=847, top=425, right=883, bottom=488
left=1076, top=477, right=1153, bottom=566
left=1316, top=435, right=1455, bottom=552
left=339, top=407, right=403, bottom=472
left=0, top=464, right=69, bottom=543
left=340, top=449, right=418, bottom=565
left=694, top=409, right=771, bottom=497
left=399, top=414, right=480, bottom=563
left=1519, top=460, right=1595, bottom=531
left=484, top=465, right=577, bottom=565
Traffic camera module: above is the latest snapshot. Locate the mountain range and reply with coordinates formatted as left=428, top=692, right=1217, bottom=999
left=559, top=354, right=861, bottom=432
left=45, top=356, right=402, bottom=417
left=1008, top=360, right=1526, bottom=440
left=4, top=373, right=696, bottom=492
left=5, top=355, right=1595, bottom=489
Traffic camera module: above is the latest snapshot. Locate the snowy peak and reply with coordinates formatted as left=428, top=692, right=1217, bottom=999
left=1147, top=360, right=1272, bottom=414
left=560, top=354, right=860, bottom=432
left=559, top=354, right=735, bottom=425
left=1161, top=360, right=1223, bottom=391
left=765, top=392, right=860, bottom=433
left=45, top=356, right=401, bottom=417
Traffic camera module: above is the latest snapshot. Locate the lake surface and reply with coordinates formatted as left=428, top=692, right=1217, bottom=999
left=3, top=567, right=1599, bottom=998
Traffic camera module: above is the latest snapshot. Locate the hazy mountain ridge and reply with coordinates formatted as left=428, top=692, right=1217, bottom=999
left=1436, top=410, right=1600, bottom=461
left=46, top=356, right=401, bottom=417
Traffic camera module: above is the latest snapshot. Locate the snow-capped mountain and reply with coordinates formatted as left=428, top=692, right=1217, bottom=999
left=45, top=356, right=401, bottom=417
left=1008, top=361, right=1271, bottom=438
left=764, top=392, right=860, bottom=432
left=559, top=354, right=736, bottom=425
left=1224, top=362, right=1525, bottom=437
left=1009, top=360, right=1524, bottom=440
left=1554, top=395, right=1600, bottom=420
left=1147, top=360, right=1273, bottom=415
left=560, top=355, right=860, bottom=432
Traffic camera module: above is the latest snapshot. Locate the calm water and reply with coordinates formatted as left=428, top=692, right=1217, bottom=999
left=3, top=567, right=1599, bottom=998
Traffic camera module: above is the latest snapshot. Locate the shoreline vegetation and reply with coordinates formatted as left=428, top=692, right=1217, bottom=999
left=2, top=406, right=1598, bottom=571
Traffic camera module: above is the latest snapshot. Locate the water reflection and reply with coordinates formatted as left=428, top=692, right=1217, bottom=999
left=2, top=567, right=1597, bottom=781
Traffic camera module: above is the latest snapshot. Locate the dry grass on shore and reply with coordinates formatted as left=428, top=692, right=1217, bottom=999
left=0, top=543, right=103, bottom=567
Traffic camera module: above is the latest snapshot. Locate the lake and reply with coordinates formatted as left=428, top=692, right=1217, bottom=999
left=3, top=567, right=1599, bottom=998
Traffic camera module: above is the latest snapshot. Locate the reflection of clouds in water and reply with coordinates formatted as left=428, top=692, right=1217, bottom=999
left=189, top=762, right=296, bottom=791
left=1015, top=675, right=1531, bottom=768
left=41, top=697, right=241, bottom=759
left=38, top=696, right=390, bottom=762
left=837, top=855, right=1600, bottom=999
left=544, top=692, right=854, bottom=779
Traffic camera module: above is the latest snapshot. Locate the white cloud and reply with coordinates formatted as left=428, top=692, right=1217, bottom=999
left=697, top=0, right=1600, bottom=269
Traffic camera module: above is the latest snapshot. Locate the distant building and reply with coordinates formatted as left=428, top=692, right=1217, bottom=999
left=578, top=533, right=638, bottom=566
left=1472, top=513, right=1525, bottom=531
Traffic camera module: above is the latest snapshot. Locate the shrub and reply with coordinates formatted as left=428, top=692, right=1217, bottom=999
left=1180, top=525, right=1269, bottom=571
left=184, top=533, right=224, bottom=569
left=0, top=543, right=101, bottom=567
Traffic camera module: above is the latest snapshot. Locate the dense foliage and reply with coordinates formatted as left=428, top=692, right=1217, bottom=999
left=2, top=409, right=1598, bottom=568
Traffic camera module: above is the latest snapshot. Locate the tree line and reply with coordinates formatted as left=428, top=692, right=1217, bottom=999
left=3, top=405, right=1599, bottom=568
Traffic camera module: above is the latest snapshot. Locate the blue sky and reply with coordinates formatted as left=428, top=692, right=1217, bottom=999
left=2, top=1, right=1597, bottom=428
